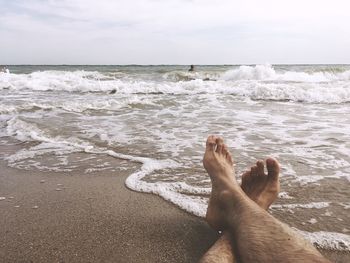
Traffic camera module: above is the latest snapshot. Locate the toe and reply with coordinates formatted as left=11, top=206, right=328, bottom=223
left=241, top=170, right=251, bottom=187
left=225, top=150, right=233, bottom=165
left=215, top=137, right=224, bottom=154
left=256, top=160, right=266, bottom=176
left=206, top=135, right=217, bottom=152
left=266, top=158, right=280, bottom=180
left=251, top=165, right=258, bottom=177
left=222, top=144, right=228, bottom=154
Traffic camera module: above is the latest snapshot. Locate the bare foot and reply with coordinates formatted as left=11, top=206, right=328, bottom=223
left=203, top=136, right=240, bottom=231
left=241, top=158, right=280, bottom=210
left=203, top=135, right=280, bottom=231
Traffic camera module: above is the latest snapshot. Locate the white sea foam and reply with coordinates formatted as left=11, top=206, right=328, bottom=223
left=1, top=67, right=350, bottom=103
left=124, top=158, right=209, bottom=217
left=4, top=116, right=207, bottom=216
left=278, top=192, right=294, bottom=199
left=293, top=174, right=348, bottom=186
left=4, top=117, right=96, bottom=171
left=308, top=218, right=318, bottom=224
left=297, top=230, right=350, bottom=251
left=271, top=202, right=330, bottom=210
left=221, top=64, right=350, bottom=82
left=162, top=70, right=219, bottom=82
left=0, top=96, right=156, bottom=114
left=293, top=175, right=325, bottom=185
left=339, top=203, right=350, bottom=210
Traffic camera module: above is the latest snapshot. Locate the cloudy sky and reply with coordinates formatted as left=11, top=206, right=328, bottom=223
left=0, top=0, right=349, bottom=64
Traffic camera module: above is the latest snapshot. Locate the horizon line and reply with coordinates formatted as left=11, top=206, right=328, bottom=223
left=3, top=63, right=350, bottom=66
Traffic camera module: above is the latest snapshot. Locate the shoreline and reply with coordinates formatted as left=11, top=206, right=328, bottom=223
left=0, top=161, right=348, bottom=262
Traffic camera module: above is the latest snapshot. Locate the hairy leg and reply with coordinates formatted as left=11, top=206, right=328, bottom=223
left=199, top=232, right=235, bottom=263
left=203, top=136, right=330, bottom=263
left=199, top=137, right=280, bottom=263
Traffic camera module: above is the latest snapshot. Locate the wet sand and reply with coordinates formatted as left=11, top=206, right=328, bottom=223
left=0, top=160, right=348, bottom=263
left=0, top=160, right=218, bottom=263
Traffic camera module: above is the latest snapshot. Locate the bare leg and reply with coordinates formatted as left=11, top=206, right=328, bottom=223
left=199, top=232, right=235, bottom=263
left=199, top=139, right=280, bottom=263
left=203, top=136, right=330, bottom=263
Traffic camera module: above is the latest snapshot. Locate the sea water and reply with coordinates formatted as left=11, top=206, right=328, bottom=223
left=0, top=64, right=349, bottom=250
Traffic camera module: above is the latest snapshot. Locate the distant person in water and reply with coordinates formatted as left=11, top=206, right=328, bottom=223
left=187, top=65, right=215, bottom=81
left=199, top=135, right=331, bottom=263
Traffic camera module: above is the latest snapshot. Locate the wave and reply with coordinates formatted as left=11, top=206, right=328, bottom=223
left=162, top=70, right=219, bottom=82
left=1, top=67, right=350, bottom=103
left=221, top=64, right=350, bottom=82
left=0, top=70, right=112, bottom=92
left=0, top=96, right=156, bottom=114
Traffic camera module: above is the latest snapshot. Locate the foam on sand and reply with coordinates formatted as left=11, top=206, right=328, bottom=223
left=271, top=202, right=330, bottom=210
left=4, top=116, right=208, bottom=217
left=278, top=191, right=294, bottom=199
left=297, top=230, right=350, bottom=251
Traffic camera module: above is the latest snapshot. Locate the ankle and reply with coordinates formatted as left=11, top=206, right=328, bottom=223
left=212, top=175, right=240, bottom=190
left=220, top=186, right=250, bottom=215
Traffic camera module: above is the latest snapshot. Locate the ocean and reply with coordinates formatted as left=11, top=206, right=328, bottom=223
left=0, top=64, right=349, bottom=251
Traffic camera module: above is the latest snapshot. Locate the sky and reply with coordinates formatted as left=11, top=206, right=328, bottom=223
left=0, top=0, right=349, bottom=65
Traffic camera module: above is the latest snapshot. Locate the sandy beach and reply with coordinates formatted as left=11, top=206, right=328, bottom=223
left=0, top=156, right=348, bottom=263
left=0, top=159, right=218, bottom=263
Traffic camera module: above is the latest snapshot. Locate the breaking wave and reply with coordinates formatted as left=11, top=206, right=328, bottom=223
left=222, top=64, right=350, bottom=82
left=1, top=65, right=350, bottom=103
